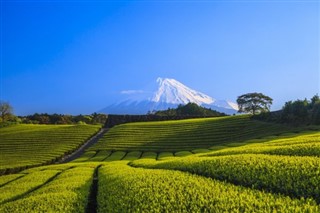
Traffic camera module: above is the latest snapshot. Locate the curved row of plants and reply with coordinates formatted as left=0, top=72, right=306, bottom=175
left=0, top=124, right=100, bottom=174
left=98, top=162, right=319, bottom=212
left=131, top=154, right=320, bottom=203
left=0, top=163, right=97, bottom=212
left=89, top=115, right=301, bottom=152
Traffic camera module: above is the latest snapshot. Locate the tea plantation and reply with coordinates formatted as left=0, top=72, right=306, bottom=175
left=0, top=124, right=100, bottom=174
left=0, top=116, right=319, bottom=212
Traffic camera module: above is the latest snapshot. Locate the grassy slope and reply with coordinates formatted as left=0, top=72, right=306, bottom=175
left=77, top=129, right=320, bottom=162
left=130, top=130, right=320, bottom=204
left=1, top=161, right=319, bottom=212
left=0, top=124, right=100, bottom=173
left=205, top=131, right=320, bottom=157
left=98, top=162, right=318, bottom=212
left=88, top=115, right=310, bottom=153
left=0, top=163, right=97, bottom=212
left=1, top=116, right=320, bottom=212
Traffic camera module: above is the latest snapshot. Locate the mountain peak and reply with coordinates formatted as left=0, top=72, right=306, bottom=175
left=152, top=77, right=214, bottom=105
left=156, top=77, right=177, bottom=85
left=100, top=77, right=238, bottom=115
left=156, top=77, right=165, bottom=83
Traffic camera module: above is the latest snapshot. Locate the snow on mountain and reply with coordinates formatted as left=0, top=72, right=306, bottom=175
left=151, top=78, right=214, bottom=105
left=100, top=78, right=238, bottom=115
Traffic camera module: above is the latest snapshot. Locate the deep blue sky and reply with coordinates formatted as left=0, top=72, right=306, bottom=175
left=1, top=1, right=319, bottom=115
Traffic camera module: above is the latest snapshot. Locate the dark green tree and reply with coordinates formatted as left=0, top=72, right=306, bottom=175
left=91, top=113, right=108, bottom=124
left=281, top=100, right=309, bottom=124
left=154, top=103, right=225, bottom=116
left=0, top=101, right=13, bottom=122
left=237, top=93, right=273, bottom=114
left=311, top=102, right=320, bottom=125
left=310, top=94, right=320, bottom=108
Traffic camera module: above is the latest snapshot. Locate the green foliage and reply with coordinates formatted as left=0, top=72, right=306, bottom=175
left=311, top=102, right=320, bottom=124
left=98, top=162, right=319, bottom=212
left=1, top=121, right=320, bottom=212
left=89, top=150, right=111, bottom=162
left=0, top=165, right=95, bottom=213
left=71, top=151, right=97, bottom=162
left=0, top=124, right=100, bottom=174
left=174, top=151, right=193, bottom=157
left=154, top=102, right=226, bottom=116
left=77, top=121, right=86, bottom=125
left=104, top=151, right=126, bottom=161
left=205, top=131, right=320, bottom=157
left=89, top=115, right=296, bottom=152
left=0, top=174, right=24, bottom=187
left=132, top=153, right=320, bottom=202
left=1, top=114, right=319, bottom=212
left=122, top=151, right=142, bottom=160
left=157, top=152, right=174, bottom=160
left=237, top=92, right=273, bottom=114
left=255, top=94, right=320, bottom=125
left=0, top=170, right=60, bottom=204
left=140, top=152, right=157, bottom=159
left=311, top=94, right=320, bottom=107
left=282, top=100, right=309, bottom=124
left=0, top=121, right=19, bottom=128
left=74, top=150, right=141, bottom=162
left=280, top=94, right=320, bottom=125
left=192, top=148, right=211, bottom=154
left=19, top=113, right=107, bottom=125
left=0, top=101, right=14, bottom=123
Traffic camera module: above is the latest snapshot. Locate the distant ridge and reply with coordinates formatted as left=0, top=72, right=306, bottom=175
left=100, top=78, right=238, bottom=115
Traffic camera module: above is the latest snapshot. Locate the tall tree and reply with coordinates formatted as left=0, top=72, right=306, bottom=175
left=0, top=101, right=13, bottom=122
left=237, top=93, right=273, bottom=114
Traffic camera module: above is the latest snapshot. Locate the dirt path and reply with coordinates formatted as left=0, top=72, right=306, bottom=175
left=59, top=128, right=109, bottom=163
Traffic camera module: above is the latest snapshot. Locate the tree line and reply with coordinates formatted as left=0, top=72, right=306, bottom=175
left=240, top=93, right=320, bottom=125
left=19, top=113, right=107, bottom=125
left=1, top=92, right=319, bottom=126
left=0, top=101, right=107, bottom=126
left=255, top=95, right=320, bottom=125
left=152, top=103, right=226, bottom=117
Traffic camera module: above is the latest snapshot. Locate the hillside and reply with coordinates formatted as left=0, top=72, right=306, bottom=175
left=128, top=130, right=320, bottom=204
left=88, top=115, right=300, bottom=153
left=1, top=129, right=320, bottom=212
left=0, top=124, right=100, bottom=174
left=1, top=116, right=319, bottom=212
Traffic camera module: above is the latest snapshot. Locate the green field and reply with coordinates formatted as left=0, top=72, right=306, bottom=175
left=0, top=124, right=100, bottom=174
left=77, top=115, right=317, bottom=161
left=88, top=115, right=301, bottom=152
left=0, top=116, right=320, bottom=212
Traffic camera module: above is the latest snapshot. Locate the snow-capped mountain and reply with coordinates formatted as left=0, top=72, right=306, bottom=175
left=152, top=78, right=214, bottom=105
left=100, top=78, right=238, bottom=115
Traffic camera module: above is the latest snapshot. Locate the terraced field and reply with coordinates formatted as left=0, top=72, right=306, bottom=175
left=1, top=116, right=320, bottom=212
left=0, top=163, right=97, bottom=212
left=78, top=115, right=318, bottom=160
left=0, top=124, right=100, bottom=174
left=73, top=125, right=320, bottom=163
left=98, top=162, right=319, bottom=212
left=1, top=153, right=319, bottom=212
left=88, top=115, right=299, bottom=152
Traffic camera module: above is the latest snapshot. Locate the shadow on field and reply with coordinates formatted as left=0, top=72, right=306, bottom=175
left=126, top=117, right=297, bottom=152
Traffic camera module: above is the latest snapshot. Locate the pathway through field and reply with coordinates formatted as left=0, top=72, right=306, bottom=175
left=60, top=129, right=109, bottom=163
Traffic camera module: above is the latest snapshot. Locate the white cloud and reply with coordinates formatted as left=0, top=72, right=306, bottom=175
left=120, top=90, right=145, bottom=95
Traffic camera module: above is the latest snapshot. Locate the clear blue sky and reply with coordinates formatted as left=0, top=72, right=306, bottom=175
left=1, top=1, right=319, bottom=115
